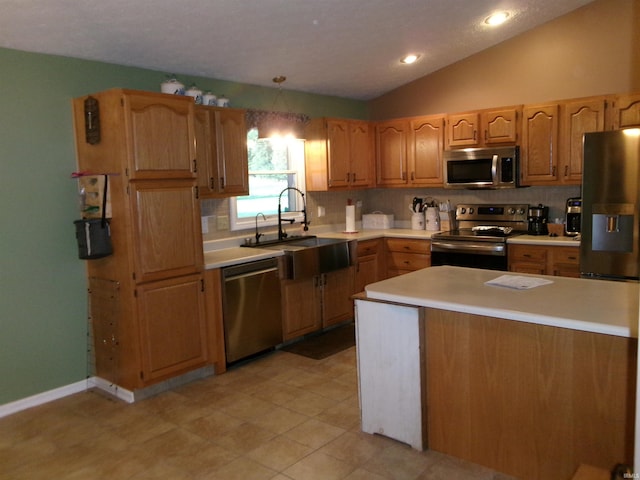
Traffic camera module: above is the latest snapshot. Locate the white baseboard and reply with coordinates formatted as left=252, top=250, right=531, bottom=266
left=0, top=376, right=136, bottom=418
left=0, top=379, right=90, bottom=418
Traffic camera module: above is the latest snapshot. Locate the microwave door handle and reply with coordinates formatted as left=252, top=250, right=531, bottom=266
left=491, top=155, right=498, bottom=182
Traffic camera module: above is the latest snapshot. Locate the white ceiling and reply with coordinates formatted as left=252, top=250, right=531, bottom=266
left=0, top=0, right=594, bottom=100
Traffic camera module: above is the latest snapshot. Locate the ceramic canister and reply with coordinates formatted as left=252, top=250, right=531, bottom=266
left=202, top=92, right=217, bottom=106
left=185, top=84, right=203, bottom=104
left=160, top=76, right=185, bottom=95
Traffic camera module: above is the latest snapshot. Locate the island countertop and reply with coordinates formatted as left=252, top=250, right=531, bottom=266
left=364, top=266, right=639, bottom=338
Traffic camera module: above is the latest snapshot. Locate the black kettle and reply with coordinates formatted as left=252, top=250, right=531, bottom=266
left=528, top=204, right=549, bottom=235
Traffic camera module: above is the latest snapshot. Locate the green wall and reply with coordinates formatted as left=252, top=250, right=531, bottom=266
left=0, top=47, right=367, bottom=405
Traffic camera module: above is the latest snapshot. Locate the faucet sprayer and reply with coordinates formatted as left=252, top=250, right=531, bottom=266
left=277, top=187, right=310, bottom=240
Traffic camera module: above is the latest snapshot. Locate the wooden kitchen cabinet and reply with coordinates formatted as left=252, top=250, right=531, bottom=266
left=281, top=267, right=356, bottom=340
left=194, top=105, right=249, bottom=197
left=446, top=107, right=520, bottom=149
left=559, top=96, right=607, bottom=185
left=375, top=120, right=409, bottom=186
left=508, top=244, right=580, bottom=278
left=137, top=274, right=208, bottom=383
left=385, top=238, right=431, bottom=277
left=305, top=118, right=374, bottom=190
left=609, top=93, right=640, bottom=129
left=520, top=103, right=560, bottom=185
left=355, top=239, right=384, bottom=292
left=123, top=92, right=197, bottom=179
left=408, top=115, right=445, bottom=186
left=73, top=89, right=210, bottom=392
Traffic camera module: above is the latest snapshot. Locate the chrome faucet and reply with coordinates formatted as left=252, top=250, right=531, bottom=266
left=254, top=212, right=267, bottom=244
left=278, top=187, right=310, bottom=240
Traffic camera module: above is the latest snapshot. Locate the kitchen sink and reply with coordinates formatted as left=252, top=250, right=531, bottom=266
left=243, top=235, right=355, bottom=279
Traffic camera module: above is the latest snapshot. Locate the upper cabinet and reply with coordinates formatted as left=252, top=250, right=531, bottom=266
left=520, top=103, right=560, bottom=185
left=446, top=107, right=520, bottom=149
left=195, top=106, right=249, bottom=197
left=408, top=115, right=444, bottom=186
left=609, top=93, right=640, bottom=129
left=559, top=96, right=607, bottom=184
left=123, top=92, right=196, bottom=179
left=304, top=118, right=374, bottom=191
left=375, top=116, right=445, bottom=187
left=375, top=120, right=408, bottom=186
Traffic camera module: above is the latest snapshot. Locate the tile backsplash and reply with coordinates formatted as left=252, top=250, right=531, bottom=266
left=201, top=185, right=581, bottom=241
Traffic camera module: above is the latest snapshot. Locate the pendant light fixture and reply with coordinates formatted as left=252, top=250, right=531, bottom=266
left=245, top=75, right=309, bottom=139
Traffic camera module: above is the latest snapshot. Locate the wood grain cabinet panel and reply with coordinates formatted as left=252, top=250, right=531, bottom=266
left=408, top=115, right=444, bottom=186
left=304, top=118, right=374, bottom=190
left=509, top=244, right=579, bottom=278
left=385, top=238, right=431, bottom=277
left=375, top=120, right=408, bottom=186
left=521, top=104, right=560, bottom=185
left=609, top=93, right=640, bottom=129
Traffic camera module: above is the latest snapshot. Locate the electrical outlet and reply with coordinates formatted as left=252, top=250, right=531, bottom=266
left=217, top=215, right=229, bottom=230
left=317, top=206, right=326, bottom=217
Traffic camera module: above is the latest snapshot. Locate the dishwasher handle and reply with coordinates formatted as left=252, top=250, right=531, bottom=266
left=221, top=257, right=280, bottom=280
left=224, top=266, right=278, bottom=282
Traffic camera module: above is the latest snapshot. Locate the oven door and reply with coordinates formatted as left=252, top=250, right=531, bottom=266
left=431, top=239, right=508, bottom=271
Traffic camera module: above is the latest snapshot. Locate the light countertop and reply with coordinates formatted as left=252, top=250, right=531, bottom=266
left=364, top=265, right=639, bottom=338
left=202, top=228, right=580, bottom=269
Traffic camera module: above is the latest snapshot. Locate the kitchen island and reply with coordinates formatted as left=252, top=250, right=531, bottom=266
left=356, top=266, right=638, bottom=480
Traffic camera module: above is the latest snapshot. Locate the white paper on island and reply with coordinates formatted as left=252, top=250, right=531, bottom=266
left=485, top=275, right=554, bottom=290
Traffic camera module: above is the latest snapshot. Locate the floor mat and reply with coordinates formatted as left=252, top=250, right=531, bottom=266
left=281, top=322, right=355, bottom=360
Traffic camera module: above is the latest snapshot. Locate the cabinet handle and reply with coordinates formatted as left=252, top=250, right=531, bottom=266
left=220, top=177, right=225, bottom=189
left=193, top=159, right=197, bottom=173
left=552, top=166, right=556, bottom=176
left=484, top=130, right=487, bottom=142
left=195, top=186, right=199, bottom=199
left=402, top=171, right=406, bottom=180
left=210, top=177, right=215, bottom=189
left=410, top=172, right=415, bottom=181
left=564, top=165, right=568, bottom=176
left=351, top=172, right=356, bottom=183
left=346, top=173, right=350, bottom=182
left=523, top=254, right=532, bottom=258
left=201, top=279, right=205, bottom=292
left=474, top=130, right=477, bottom=141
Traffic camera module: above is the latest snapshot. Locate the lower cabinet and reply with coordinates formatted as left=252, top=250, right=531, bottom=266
left=281, top=267, right=355, bottom=341
left=385, top=238, right=431, bottom=277
left=508, top=244, right=580, bottom=278
left=137, top=274, right=209, bottom=383
left=355, top=239, right=384, bottom=292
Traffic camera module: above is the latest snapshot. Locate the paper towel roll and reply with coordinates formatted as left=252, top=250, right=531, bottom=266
left=345, top=205, right=356, bottom=232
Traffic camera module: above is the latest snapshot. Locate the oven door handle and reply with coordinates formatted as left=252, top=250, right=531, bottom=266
left=431, top=241, right=506, bottom=256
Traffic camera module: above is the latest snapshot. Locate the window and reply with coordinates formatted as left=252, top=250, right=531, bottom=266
left=230, top=128, right=306, bottom=230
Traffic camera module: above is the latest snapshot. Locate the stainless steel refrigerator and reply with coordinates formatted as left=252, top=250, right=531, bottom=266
left=580, top=128, right=640, bottom=281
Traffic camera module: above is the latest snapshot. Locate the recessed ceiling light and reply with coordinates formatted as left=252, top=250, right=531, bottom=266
left=400, top=54, right=420, bottom=65
left=484, top=11, right=510, bottom=26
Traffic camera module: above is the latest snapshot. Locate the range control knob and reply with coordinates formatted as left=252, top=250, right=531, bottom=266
left=507, top=208, right=515, bottom=215
left=459, top=207, right=466, bottom=214
left=517, top=208, right=526, bottom=215
left=468, top=208, right=474, bottom=214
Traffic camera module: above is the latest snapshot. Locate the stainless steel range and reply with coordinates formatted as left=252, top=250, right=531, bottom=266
left=431, top=203, right=528, bottom=271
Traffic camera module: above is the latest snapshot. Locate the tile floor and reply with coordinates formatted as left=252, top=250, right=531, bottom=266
left=0, top=347, right=517, bottom=479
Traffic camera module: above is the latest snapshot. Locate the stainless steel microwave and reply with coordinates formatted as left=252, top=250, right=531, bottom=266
left=443, top=146, right=520, bottom=189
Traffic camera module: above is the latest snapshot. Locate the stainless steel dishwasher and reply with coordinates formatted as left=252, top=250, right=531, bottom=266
left=221, top=257, right=282, bottom=364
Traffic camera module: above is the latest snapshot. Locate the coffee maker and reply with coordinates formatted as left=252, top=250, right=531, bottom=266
left=564, top=197, right=581, bottom=236
left=528, top=204, right=549, bottom=235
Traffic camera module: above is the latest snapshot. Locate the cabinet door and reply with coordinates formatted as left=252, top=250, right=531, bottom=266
left=349, top=121, right=374, bottom=187
left=482, top=108, right=519, bottom=145
left=130, top=180, right=203, bottom=283
left=355, top=239, right=383, bottom=291
left=137, top=274, right=208, bottom=383
left=409, top=116, right=444, bottom=185
left=447, top=112, right=479, bottom=148
left=508, top=244, right=547, bottom=274
left=281, top=277, right=322, bottom=340
left=215, top=109, right=249, bottom=196
left=322, top=267, right=355, bottom=328
left=123, top=93, right=196, bottom=179
left=560, top=97, right=606, bottom=184
left=326, top=120, right=351, bottom=188
left=610, top=94, right=640, bottom=129
left=521, top=104, right=559, bottom=185
left=194, top=106, right=217, bottom=195
left=376, top=121, right=408, bottom=186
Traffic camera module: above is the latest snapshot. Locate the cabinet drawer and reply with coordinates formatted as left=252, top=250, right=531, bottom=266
left=509, top=245, right=547, bottom=262
left=385, top=238, right=430, bottom=254
left=387, top=252, right=430, bottom=271
left=552, top=247, right=579, bottom=264
left=357, top=239, right=381, bottom=257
